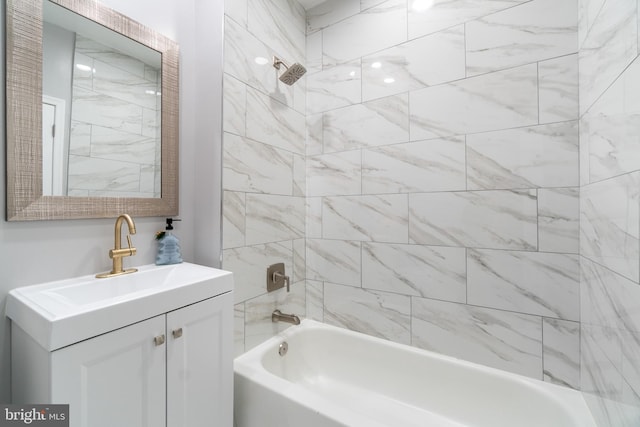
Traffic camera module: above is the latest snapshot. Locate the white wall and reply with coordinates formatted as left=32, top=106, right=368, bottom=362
left=0, top=0, right=224, bottom=402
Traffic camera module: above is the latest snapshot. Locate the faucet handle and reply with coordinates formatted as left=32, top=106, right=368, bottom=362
left=267, top=263, right=291, bottom=292
left=110, top=247, right=138, bottom=258
left=274, top=271, right=290, bottom=292
left=109, top=234, right=137, bottom=258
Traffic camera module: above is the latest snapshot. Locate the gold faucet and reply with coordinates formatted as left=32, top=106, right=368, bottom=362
left=96, top=214, right=138, bottom=278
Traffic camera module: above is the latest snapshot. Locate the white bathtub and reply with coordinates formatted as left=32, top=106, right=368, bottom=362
left=234, top=320, right=596, bottom=427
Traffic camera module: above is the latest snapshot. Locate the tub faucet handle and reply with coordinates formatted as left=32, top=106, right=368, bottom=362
left=267, top=263, right=290, bottom=292
left=273, top=271, right=290, bottom=292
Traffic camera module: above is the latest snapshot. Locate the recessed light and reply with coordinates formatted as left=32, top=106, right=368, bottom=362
left=254, top=56, right=269, bottom=65
left=383, top=77, right=395, bottom=84
left=371, top=61, right=382, bottom=69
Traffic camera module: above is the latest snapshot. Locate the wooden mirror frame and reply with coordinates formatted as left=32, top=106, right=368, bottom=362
left=6, top=0, right=179, bottom=220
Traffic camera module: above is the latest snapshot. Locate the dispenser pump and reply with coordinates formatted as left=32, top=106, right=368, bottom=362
left=155, top=218, right=183, bottom=265
left=165, top=217, right=179, bottom=230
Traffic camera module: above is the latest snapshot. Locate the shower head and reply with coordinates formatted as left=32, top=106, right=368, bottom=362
left=273, top=56, right=307, bottom=86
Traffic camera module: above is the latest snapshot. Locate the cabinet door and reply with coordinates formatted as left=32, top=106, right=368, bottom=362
left=51, top=315, right=167, bottom=427
left=166, top=292, right=233, bottom=427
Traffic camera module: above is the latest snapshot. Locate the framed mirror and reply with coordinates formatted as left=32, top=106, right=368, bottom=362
left=6, top=0, right=179, bottom=221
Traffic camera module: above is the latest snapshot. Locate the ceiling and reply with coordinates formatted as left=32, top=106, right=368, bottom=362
left=297, top=0, right=327, bottom=10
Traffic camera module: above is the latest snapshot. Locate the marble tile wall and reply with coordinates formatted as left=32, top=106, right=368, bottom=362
left=222, top=0, right=307, bottom=355
left=579, top=0, right=640, bottom=424
left=222, top=6, right=640, bottom=425
left=304, top=0, right=581, bottom=389
left=67, top=36, right=161, bottom=197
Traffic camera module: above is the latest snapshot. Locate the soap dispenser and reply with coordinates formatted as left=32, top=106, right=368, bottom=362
left=155, top=218, right=183, bottom=265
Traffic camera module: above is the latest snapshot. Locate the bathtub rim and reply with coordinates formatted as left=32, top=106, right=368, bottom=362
left=234, top=319, right=596, bottom=427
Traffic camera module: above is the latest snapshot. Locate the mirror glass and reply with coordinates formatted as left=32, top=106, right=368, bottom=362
left=6, top=0, right=179, bottom=221
left=42, top=0, right=162, bottom=198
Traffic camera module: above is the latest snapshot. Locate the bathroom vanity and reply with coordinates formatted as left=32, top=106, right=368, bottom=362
left=6, top=263, right=233, bottom=427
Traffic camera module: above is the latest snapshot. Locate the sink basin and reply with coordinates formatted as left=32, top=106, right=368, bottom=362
left=44, top=270, right=169, bottom=306
left=42, top=264, right=214, bottom=306
left=6, top=263, right=233, bottom=351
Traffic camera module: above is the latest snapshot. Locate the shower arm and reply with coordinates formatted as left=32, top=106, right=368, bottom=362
left=273, top=56, right=289, bottom=70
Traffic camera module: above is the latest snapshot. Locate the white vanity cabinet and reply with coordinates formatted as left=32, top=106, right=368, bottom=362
left=166, top=294, right=233, bottom=426
left=8, top=263, right=233, bottom=427
left=49, top=315, right=168, bottom=427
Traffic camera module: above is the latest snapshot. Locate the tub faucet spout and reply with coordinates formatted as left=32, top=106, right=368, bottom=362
left=272, top=309, right=300, bottom=325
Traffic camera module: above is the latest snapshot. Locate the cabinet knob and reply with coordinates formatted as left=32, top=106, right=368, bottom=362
left=172, top=328, right=183, bottom=339
left=153, top=334, right=165, bottom=346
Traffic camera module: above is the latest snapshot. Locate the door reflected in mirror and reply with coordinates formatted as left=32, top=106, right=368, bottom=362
left=42, top=0, right=162, bottom=198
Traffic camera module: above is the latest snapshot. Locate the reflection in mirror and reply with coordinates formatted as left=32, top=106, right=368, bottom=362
left=6, top=0, right=179, bottom=221
left=42, top=0, right=162, bottom=198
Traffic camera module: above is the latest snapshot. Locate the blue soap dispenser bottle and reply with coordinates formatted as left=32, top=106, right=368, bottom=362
left=155, top=218, right=183, bottom=265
